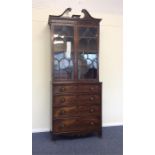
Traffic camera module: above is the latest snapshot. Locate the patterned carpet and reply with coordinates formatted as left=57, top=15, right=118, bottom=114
left=32, top=126, right=123, bottom=155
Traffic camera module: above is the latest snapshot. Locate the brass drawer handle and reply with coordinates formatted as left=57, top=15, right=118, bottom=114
left=60, top=97, right=65, bottom=102
left=90, top=121, right=95, bottom=125
left=60, top=124, right=65, bottom=128
left=90, top=108, right=95, bottom=112
left=90, top=97, right=94, bottom=101
left=90, top=87, right=94, bottom=91
left=60, top=110, right=65, bottom=115
left=60, top=87, right=65, bottom=92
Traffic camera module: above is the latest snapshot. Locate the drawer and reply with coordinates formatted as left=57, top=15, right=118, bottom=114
left=77, top=84, right=101, bottom=93
left=53, top=117, right=100, bottom=133
left=53, top=95, right=77, bottom=107
left=53, top=105, right=101, bottom=118
left=78, top=95, right=100, bottom=105
left=78, top=105, right=101, bottom=115
left=53, top=94, right=100, bottom=107
left=53, top=83, right=101, bottom=94
left=53, top=85, right=77, bottom=94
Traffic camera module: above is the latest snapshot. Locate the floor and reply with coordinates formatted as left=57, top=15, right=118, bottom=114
left=32, top=126, right=123, bottom=155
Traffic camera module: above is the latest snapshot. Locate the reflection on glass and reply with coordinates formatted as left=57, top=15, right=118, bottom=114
left=79, top=27, right=97, bottom=51
left=54, top=26, right=73, bottom=37
left=54, top=60, right=59, bottom=70
left=89, top=38, right=97, bottom=50
left=65, top=41, right=71, bottom=59
left=60, top=59, right=69, bottom=69
left=79, top=38, right=97, bottom=50
left=79, top=38, right=87, bottom=50
left=53, top=37, right=65, bottom=52
left=53, top=26, right=74, bottom=80
left=78, top=52, right=98, bottom=79
left=79, top=27, right=97, bottom=37
left=54, top=52, right=73, bottom=79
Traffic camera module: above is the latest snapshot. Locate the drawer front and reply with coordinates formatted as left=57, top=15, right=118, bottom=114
left=53, top=85, right=77, bottom=94
left=53, top=94, right=100, bottom=107
left=53, top=83, right=101, bottom=94
left=77, top=84, right=101, bottom=93
left=53, top=105, right=101, bottom=118
left=53, top=95, right=77, bottom=107
left=78, top=95, right=100, bottom=105
left=53, top=117, right=100, bottom=133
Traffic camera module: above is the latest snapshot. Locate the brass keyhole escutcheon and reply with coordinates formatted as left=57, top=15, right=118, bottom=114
left=61, top=124, right=65, bottom=128
left=90, top=97, right=94, bottom=101
left=60, top=87, right=65, bottom=92
left=60, top=110, right=65, bottom=115
left=90, top=108, right=95, bottom=112
left=90, top=121, right=94, bottom=125
left=61, top=97, right=65, bottom=102
left=90, top=87, right=94, bottom=91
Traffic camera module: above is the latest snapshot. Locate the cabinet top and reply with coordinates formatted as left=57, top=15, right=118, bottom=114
left=48, top=8, right=102, bottom=25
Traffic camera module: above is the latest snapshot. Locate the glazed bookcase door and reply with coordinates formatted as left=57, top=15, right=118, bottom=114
left=77, top=26, right=99, bottom=80
left=53, top=25, right=74, bottom=80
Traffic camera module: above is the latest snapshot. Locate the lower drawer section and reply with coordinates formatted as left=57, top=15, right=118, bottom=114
left=53, top=116, right=101, bottom=133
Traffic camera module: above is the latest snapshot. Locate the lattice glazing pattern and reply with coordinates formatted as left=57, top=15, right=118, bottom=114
left=78, top=53, right=98, bottom=79
left=54, top=52, right=74, bottom=80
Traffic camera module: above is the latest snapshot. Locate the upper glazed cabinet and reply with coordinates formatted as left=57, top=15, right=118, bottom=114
left=49, top=8, right=101, bottom=82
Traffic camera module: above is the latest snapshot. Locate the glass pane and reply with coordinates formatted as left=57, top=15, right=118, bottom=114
left=53, top=26, right=74, bottom=80
left=79, top=27, right=97, bottom=37
left=54, top=26, right=73, bottom=37
left=78, top=52, right=98, bottom=79
left=79, top=38, right=87, bottom=50
left=79, top=27, right=97, bottom=51
left=89, top=38, right=97, bottom=50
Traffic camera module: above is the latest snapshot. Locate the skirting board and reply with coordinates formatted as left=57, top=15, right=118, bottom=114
left=32, top=128, right=51, bottom=133
left=32, top=122, right=123, bottom=133
left=103, top=122, right=123, bottom=127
